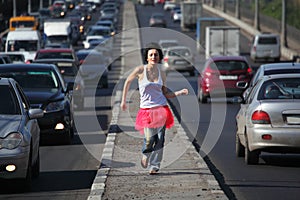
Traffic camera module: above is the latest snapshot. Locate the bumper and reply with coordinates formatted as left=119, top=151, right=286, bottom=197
left=0, top=147, right=30, bottom=179
left=248, top=126, right=300, bottom=152
left=38, top=109, right=71, bottom=136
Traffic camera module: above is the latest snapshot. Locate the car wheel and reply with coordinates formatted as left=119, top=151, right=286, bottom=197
left=198, top=88, right=208, bottom=104
left=17, top=150, right=33, bottom=191
left=245, top=137, right=259, bottom=165
left=235, top=134, right=245, bottom=157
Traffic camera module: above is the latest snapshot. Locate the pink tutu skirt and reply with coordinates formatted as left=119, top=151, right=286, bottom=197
left=135, top=106, right=174, bottom=134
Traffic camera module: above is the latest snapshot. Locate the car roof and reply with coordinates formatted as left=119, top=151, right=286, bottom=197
left=89, top=25, right=110, bottom=30
left=259, top=62, right=300, bottom=75
left=37, top=48, right=74, bottom=53
left=0, top=77, right=12, bottom=85
left=262, top=73, right=300, bottom=81
left=0, top=63, right=57, bottom=71
left=209, top=55, right=248, bottom=62
left=165, top=45, right=191, bottom=50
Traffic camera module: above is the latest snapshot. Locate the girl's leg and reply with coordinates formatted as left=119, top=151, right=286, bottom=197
left=148, top=126, right=166, bottom=172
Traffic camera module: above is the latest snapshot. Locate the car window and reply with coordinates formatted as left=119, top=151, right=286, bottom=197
left=258, top=78, right=300, bottom=100
left=0, top=71, right=59, bottom=90
left=36, top=52, right=73, bottom=59
left=0, top=85, right=20, bottom=115
left=15, top=83, right=30, bottom=110
left=258, top=37, right=278, bottom=44
left=169, top=48, right=190, bottom=57
left=212, top=61, right=248, bottom=71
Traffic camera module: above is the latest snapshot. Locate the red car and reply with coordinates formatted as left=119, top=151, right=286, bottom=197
left=197, top=56, right=253, bottom=103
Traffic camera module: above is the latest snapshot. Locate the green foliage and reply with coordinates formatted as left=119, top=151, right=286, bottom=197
left=257, top=0, right=300, bottom=29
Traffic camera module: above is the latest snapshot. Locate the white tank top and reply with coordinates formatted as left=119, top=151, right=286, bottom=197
left=139, top=65, right=167, bottom=108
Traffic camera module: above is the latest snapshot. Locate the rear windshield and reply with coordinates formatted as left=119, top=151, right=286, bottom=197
left=258, top=78, right=300, bottom=100
left=258, top=37, right=278, bottom=44
left=211, top=61, right=249, bottom=71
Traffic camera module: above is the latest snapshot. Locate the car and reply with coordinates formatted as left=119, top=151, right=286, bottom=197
left=0, top=54, right=12, bottom=64
left=161, top=45, right=195, bottom=76
left=85, top=25, right=112, bottom=38
left=172, top=9, right=182, bottom=22
left=243, top=62, right=300, bottom=99
left=163, top=1, right=177, bottom=10
left=158, top=39, right=179, bottom=53
left=250, top=33, right=281, bottom=62
left=95, top=20, right=116, bottom=36
left=78, top=50, right=109, bottom=88
left=198, top=56, right=253, bottom=103
left=0, top=52, right=25, bottom=63
left=236, top=73, right=300, bottom=165
left=140, top=0, right=155, bottom=6
left=34, top=48, right=79, bottom=64
left=82, top=35, right=107, bottom=49
left=149, top=13, right=167, bottom=28
left=0, top=64, right=75, bottom=144
left=0, top=77, right=43, bottom=190
left=32, top=58, right=85, bottom=110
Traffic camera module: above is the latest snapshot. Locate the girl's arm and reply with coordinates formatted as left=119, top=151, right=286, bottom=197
left=120, top=66, right=143, bottom=111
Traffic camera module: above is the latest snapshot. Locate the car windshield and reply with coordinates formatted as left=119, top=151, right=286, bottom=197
left=36, top=52, right=73, bottom=59
left=0, top=85, right=21, bottom=115
left=258, top=78, right=300, bottom=100
left=169, top=48, right=191, bottom=57
left=7, top=40, right=38, bottom=52
left=258, top=37, right=277, bottom=44
left=211, top=61, right=248, bottom=71
left=0, top=71, right=59, bottom=91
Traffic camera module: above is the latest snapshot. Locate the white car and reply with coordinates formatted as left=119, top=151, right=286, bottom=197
left=172, top=9, right=182, bottom=22
left=250, top=33, right=281, bottom=62
left=83, top=35, right=105, bottom=49
left=163, top=1, right=177, bottom=10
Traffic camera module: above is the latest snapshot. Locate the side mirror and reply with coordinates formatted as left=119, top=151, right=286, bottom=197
left=28, top=108, right=44, bottom=119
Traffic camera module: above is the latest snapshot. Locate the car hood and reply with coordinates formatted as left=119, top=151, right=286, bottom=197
left=23, top=89, right=64, bottom=108
left=0, top=115, right=22, bottom=137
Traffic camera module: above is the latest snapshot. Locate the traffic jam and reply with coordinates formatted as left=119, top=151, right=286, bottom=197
left=1, top=0, right=300, bottom=197
left=0, top=0, right=120, bottom=191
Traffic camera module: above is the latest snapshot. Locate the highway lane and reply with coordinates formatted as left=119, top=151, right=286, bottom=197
left=0, top=5, right=123, bottom=199
left=136, top=3, right=300, bottom=200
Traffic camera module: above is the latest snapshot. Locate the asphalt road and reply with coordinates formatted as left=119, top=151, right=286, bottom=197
left=135, top=3, right=300, bottom=200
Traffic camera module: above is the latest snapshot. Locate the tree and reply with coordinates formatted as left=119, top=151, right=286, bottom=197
left=281, top=0, right=287, bottom=47
left=254, top=0, right=260, bottom=31
left=235, top=0, right=240, bottom=19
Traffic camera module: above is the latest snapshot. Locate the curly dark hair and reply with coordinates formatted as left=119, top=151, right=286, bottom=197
left=143, top=42, right=164, bottom=63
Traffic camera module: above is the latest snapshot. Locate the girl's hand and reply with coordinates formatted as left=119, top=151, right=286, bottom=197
left=120, top=101, right=127, bottom=111
left=180, top=89, right=189, bottom=95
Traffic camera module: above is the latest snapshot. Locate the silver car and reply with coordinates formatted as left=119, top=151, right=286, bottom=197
left=236, top=73, right=300, bottom=165
left=243, top=62, right=300, bottom=99
left=0, top=78, right=43, bottom=190
left=161, top=45, right=195, bottom=76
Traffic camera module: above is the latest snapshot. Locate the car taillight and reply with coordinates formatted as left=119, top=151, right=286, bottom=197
left=252, top=46, right=256, bottom=52
left=252, top=110, right=271, bottom=124
left=163, top=57, right=168, bottom=62
left=247, top=67, right=252, bottom=74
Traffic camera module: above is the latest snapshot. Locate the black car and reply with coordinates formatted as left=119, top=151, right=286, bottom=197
left=0, top=63, right=74, bottom=144
left=33, top=58, right=85, bottom=110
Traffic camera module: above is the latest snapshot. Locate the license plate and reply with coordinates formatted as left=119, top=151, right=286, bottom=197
left=286, top=116, right=300, bottom=124
left=175, top=61, right=187, bottom=65
left=219, top=75, right=238, bottom=80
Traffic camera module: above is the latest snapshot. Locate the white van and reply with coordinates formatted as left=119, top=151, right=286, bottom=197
left=5, top=30, right=42, bottom=62
left=250, top=33, right=280, bottom=62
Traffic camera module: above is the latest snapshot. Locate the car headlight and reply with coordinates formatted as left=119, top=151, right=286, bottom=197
left=45, top=100, right=65, bottom=113
left=0, top=132, right=23, bottom=150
